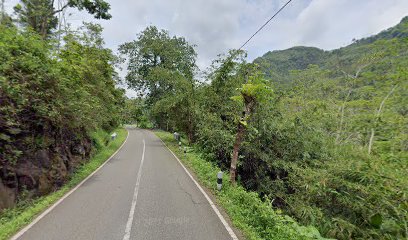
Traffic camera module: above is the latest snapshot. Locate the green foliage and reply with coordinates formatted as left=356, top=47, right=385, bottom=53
left=119, top=26, right=197, bottom=98
left=68, top=0, right=112, bottom=20
left=90, top=129, right=111, bottom=150
left=122, top=97, right=153, bottom=128
left=254, top=46, right=328, bottom=86
left=0, top=22, right=123, bottom=134
left=232, top=69, right=272, bottom=106
left=58, top=23, right=124, bottom=131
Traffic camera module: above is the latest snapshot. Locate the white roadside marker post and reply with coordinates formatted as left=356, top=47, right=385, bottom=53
left=217, top=171, right=223, bottom=190
left=111, top=132, right=117, bottom=140
left=174, top=132, right=180, bottom=141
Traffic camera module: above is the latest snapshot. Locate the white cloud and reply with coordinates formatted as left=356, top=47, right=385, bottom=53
left=291, top=0, right=408, bottom=49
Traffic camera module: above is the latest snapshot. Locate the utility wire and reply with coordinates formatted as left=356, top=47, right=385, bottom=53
left=238, top=0, right=294, bottom=50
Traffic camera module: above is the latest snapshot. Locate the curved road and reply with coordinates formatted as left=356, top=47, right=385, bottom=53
left=14, top=129, right=234, bottom=240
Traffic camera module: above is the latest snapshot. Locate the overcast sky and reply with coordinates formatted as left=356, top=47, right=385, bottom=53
left=5, top=0, right=408, bottom=95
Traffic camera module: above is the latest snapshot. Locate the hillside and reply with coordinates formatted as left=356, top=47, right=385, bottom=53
left=254, top=16, right=408, bottom=84
left=253, top=46, right=328, bottom=84
left=353, top=16, right=408, bottom=45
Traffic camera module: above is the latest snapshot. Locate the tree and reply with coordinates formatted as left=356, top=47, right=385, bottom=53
left=119, top=26, right=198, bottom=140
left=14, top=0, right=112, bottom=38
left=367, top=84, right=398, bottom=154
left=119, top=26, right=196, bottom=100
left=229, top=67, right=272, bottom=184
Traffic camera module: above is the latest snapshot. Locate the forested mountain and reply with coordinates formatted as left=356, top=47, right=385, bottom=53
left=353, top=16, right=408, bottom=45
left=253, top=16, right=407, bottom=160
left=254, top=46, right=328, bottom=84
left=254, top=16, right=408, bottom=84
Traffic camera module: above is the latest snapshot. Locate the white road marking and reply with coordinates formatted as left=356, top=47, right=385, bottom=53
left=122, top=139, right=146, bottom=240
left=11, top=130, right=130, bottom=240
left=157, top=137, right=239, bottom=240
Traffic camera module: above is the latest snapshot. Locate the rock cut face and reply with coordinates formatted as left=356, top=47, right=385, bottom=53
left=0, top=132, right=93, bottom=211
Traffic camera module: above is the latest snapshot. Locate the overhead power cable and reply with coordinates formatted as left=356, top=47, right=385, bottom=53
left=238, top=0, right=294, bottom=50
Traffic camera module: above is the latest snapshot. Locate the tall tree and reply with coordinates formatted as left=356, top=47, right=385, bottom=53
left=119, top=26, right=198, bottom=139
left=14, top=0, right=112, bottom=38
left=229, top=68, right=271, bottom=184
left=119, top=26, right=196, bottom=100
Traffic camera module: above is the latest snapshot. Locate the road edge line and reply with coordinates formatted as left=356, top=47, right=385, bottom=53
left=10, top=129, right=130, bottom=240
left=156, top=135, right=239, bottom=240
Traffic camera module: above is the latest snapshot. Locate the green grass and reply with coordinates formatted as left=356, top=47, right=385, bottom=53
left=154, top=130, right=327, bottom=240
left=0, top=128, right=127, bottom=240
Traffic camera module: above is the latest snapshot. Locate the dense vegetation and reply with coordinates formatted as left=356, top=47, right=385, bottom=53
left=122, top=17, right=407, bottom=239
left=0, top=0, right=124, bottom=211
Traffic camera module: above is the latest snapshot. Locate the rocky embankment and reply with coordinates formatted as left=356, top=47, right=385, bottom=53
left=0, top=130, right=92, bottom=210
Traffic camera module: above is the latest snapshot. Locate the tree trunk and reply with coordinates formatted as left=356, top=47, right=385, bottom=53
left=187, top=129, right=193, bottom=143
left=187, top=81, right=196, bottom=143
left=230, top=122, right=245, bottom=184
left=187, top=101, right=192, bottom=143
left=336, top=64, right=370, bottom=144
left=368, top=128, right=375, bottom=154
left=336, top=89, right=352, bottom=143
left=187, top=110, right=194, bottom=143
left=367, top=84, right=397, bottom=154
left=230, top=96, right=255, bottom=184
left=40, top=16, right=49, bottom=39
left=187, top=109, right=194, bottom=143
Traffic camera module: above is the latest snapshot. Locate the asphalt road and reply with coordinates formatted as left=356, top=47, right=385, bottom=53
left=14, top=129, right=234, bottom=240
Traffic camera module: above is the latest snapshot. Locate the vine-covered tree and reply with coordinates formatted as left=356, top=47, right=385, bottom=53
left=229, top=69, right=271, bottom=184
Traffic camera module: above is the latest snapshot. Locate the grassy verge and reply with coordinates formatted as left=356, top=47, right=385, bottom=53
left=0, top=128, right=127, bottom=240
left=154, top=130, right=327, bottom=240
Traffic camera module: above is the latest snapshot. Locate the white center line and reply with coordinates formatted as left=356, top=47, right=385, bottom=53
left=123, top=139, right=146, bottom=240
